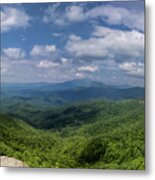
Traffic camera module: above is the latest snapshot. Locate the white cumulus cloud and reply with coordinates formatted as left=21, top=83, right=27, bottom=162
left=37, top=60, right=59, bottom=68
left=119, top=62, right=144, bottom=77
left=43, top=4, right=144, bottom=31
left=85, top=5, right=144, bottom=31
left=30, top=45, right=56, bottom=57
left=1, top=7, right=30, bottom=32
left=3, top=48, right=25, bottom=60
left=66, top=5, right=85, bottom=22
left=43, top=3, right=65, bottom=26
left=66, top=26, right=144, bottom=60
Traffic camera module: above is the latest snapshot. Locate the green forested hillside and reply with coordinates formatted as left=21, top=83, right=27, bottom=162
left=0, top=100, right=145, bottom=169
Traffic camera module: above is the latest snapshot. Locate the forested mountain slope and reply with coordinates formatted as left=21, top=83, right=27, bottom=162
left=0, top=100, right=145, bottom=169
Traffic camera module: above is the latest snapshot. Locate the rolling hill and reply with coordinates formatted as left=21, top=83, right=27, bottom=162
left=0, top=80, right=144, bottom=128
left=0, top=79, right=145, bottom=169
left=0, top=99, right=144, bottom=169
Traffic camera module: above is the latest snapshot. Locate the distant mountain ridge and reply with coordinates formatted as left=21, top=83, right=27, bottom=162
left=1, top=78, right=143, bottom=92
left=1, top=79, right=144, bottom=108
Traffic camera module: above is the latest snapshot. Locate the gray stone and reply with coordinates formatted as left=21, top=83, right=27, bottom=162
left=0, top=156, right=28, bottom=167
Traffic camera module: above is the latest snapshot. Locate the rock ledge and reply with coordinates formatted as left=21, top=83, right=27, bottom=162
left=0, top=156, right=28, bottom=167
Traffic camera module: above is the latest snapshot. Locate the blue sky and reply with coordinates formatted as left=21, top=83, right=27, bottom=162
left=1, top=1, right=144, bottom=86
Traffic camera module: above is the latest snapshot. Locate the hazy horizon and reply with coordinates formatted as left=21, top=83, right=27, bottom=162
left=1, top=78, right=144, bottom=88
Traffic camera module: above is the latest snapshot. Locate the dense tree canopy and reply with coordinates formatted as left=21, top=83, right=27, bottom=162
left=0, top=100, right=145, bottom=169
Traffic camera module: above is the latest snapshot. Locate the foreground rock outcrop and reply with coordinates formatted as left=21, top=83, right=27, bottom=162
left=0, top=156, right=28, bottom=167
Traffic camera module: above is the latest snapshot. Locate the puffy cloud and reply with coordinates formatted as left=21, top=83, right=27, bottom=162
left=85, top=5, right=144, bottom=31
left=69, top=34, right=82, bottom=41
left=1, top=7, right=30, bottom=32
left=30, top=45, right=56, bottom=57
left=77, top=65, right=98, bottom=72
left=37, top=60, right=59, bottom=68
left=66, top=26, right=144, bottom=60
left=43, top=4, right=144, bottom=31
left=2, top=48, right=25, bottom=59
left=92, top=26, right=114, bottom=37
left=119, top=62, right=144, bottom=77
left=66, top=5, right=85, bottom=22
left=43, top=3, right=65, bottom=26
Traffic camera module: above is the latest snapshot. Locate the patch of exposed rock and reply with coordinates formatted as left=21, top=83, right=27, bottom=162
left=0, top=156, right=28, bottom=167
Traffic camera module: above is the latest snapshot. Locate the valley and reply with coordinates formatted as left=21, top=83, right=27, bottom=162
left=0, top=80, right=145, bottom=169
